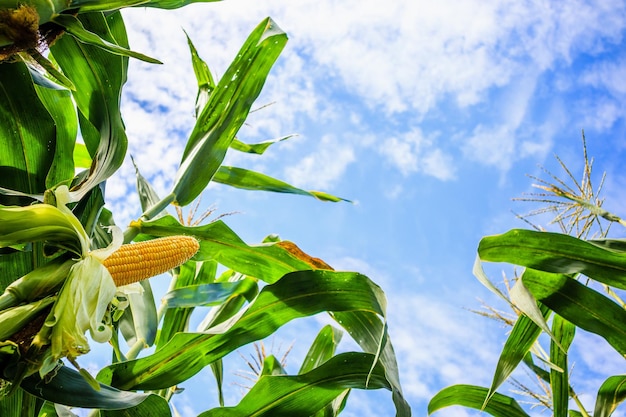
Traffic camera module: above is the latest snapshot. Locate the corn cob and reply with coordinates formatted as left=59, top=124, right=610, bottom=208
left=103, top=236, right=200, bottom=286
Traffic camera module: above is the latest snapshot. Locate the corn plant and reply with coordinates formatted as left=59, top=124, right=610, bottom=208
left=429, top=135, right=626, bottom=417
left=0, top=3, right=411, bottom=416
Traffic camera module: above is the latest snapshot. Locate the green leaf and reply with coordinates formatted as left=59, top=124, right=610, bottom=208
left=185, top=32, right=215, bottom=117
left=18, top=365, right=152, bottom=410
left=486, top=300, right=550, bottom=404
left=0, top=61, right=56, bottom=195
left=428, top=385, right=530, bottom=417
left=594, top=375, right=626, bottom=417
left=52, top=14, right=162, bottom=64
left=74, top=143, right=93, bottom=169
left=98, top=393, right=171, bottom=417
left=551, top=315, right=575, bottom=417
left=299, top=325, right=343, bottom=374
left=98, top=270, right=387, bottom=391
left=34, top=85, right=78, bottom=189
left=230, top=135, right=295, bottom=155
left=157, top=260, right=218, bottom=347
left=213, top=166, right=348, bottom=202
left=131, top=216, right=322, bottom=283
left=197, top=352, right=395, bottom=417
left=522, top=270, right=626, bottom=355
left=171, top=17, right=287, bottom=206
left=479, top=229, right=626, bottom=289
left=50, top=12, right=129, bottom=201
left=331, top=311, right=410, bottom=417
left=163, top=279, right=257, bottom=308
left=118, top=280, right=158, bottom=349
left=141, top=0, right=220, bottom=9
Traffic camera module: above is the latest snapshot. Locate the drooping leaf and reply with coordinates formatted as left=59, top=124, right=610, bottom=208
left=18, top=365, right=151, bottom=410
left=479, top=229, right=626, bottom=289
left=98, top=270, right=387, bottom=391
left=594, top=375, right=626, bottom=417
left=331, top=310, right=410, bottom=417
left=213, top=166, right=348, bottom=202
left=50, top=12, right=129, bottom=201
left=197, top=353, right=394, bottom=417
left=522, top=270, right=626, bottom=355
left=52, top=14, right=161, bottom=64
left=171, top=17, right=287, bottom=206
left=428, top=385, right=530, bottom=417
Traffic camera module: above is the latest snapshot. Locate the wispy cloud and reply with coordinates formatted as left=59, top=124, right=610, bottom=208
left=379, top=128, right=456, bottom=180
left=284, top=134, right=356, bottom=189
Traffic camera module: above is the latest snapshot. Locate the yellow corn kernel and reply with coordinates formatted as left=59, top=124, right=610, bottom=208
left=103, top=236, right=200, bottom=286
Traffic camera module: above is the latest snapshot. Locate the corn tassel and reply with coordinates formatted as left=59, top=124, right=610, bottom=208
left=103, top=235, right=199, bottom=286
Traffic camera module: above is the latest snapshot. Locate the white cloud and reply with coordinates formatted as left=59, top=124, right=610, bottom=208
left=284, top=134, right=355, bottom=189
left=380, top=128, right=456, bottom=180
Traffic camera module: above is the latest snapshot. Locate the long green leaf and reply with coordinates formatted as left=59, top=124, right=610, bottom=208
left=198, top=353, right=393, bottom=417
left=299, top=325, right=343, bottom=374
left=594, top=375, right=626, bottom=417
left=0, top=61, right=56, bottom=195
left=428, top=385, right=530, bottom=417
left=34, top=86, right=77, bottom=189
left=98, top=270, right=386, bottom=391
left=18, top=365, right=151, bottom=410
left=486, top=301, right=550, bottom=404
left=50, top=12, right=129, bottom=201
left=52, top=14, right=161, bottom=64
left=330, top=311, right=410, bottom=417
left=522, top=270, right=626, bottom=355
left=213, top=166, right=348, bottom=202
left=551, top=315, right=575, bottom=417
left=185, top=32, right=215, bottom=117
left=171, top=17, right=287, bottom=206
left=479, top=229, right=626, bottom=289
left=131, top=216, right=322, bottom=283
left=230, top=135, right=294, bottom=155
left=163, top=279, right=256, bottom=308
left=157, top=260, right=217, bottom=347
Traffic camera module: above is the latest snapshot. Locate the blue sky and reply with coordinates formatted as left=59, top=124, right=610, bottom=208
left=89, top=1, right=626, bottom=415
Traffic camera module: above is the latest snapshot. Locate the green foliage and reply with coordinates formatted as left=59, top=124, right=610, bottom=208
left=0, top=3, right=409, bottom=417
left=429, top=138, right=626, bottom=417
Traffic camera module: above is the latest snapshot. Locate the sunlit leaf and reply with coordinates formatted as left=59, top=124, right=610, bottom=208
left=594, top=375, right=626, bottom=417
left=213, top=166, right=348, bottom=202
left=486, top=301, right=550, bottom=404
left=299, top=325, right=343, bottom=374
left=171, top=18, right=287, bottom=206
left=198, top=353, right=393, bottom=417
left=131, top=216, right=322, bottom=283
left=428, top=385, right=530, bottom=417
left=98, top=270, right=387, bottom=391
left=53, top=14, right=161, bottom=64
left=479, top=229, right=626, bottom=289
left=522, top=270, right=626, bottom=355
left=50, top=12, right=129, bottom=201
left=230, top=135, right=295, bottom=155
left=551, top=315, right=575, bottom=417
